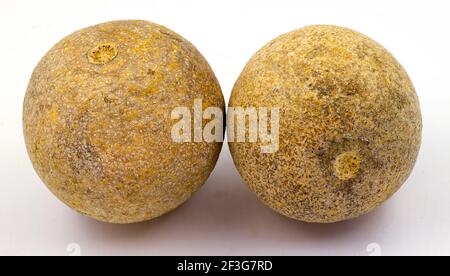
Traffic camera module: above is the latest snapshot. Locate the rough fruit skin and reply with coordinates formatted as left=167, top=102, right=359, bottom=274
left=229, top=25, right=422, bottom=223
left=23, top=20, right=224, bottom=224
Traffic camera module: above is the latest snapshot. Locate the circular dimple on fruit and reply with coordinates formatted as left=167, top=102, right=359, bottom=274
left=88, top=43, right=118, bottom=65
left=333, top=150, right=361, bottom=181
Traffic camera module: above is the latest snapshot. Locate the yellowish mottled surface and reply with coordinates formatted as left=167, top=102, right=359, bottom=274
left=229, top=25, right=422, bottom=223
left=23, top=20, right=224, bottom=224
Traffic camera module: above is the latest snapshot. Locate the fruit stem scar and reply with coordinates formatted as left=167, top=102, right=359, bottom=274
left=333, top=150, right=361, bottom=181
left=88, top=43, right=118, bottom=65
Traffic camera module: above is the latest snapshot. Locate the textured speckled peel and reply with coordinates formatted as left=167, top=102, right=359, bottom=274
left=229, top=25, right=422, bottom=223
left=23, top=20, right=225, bottom=224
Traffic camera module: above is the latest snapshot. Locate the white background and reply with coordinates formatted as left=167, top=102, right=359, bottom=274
left=0, top=0, right=449, bottom=256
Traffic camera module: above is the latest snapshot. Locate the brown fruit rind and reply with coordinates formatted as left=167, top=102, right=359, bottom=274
left=229, top=25, right=422, bottom=223
left=23, top=20, right=224, bottom=224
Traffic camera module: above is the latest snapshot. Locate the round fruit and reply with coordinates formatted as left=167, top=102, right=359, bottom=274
left=229, top=25, right=422, bottom=223
left=23, top=20, right=224, bottom=224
